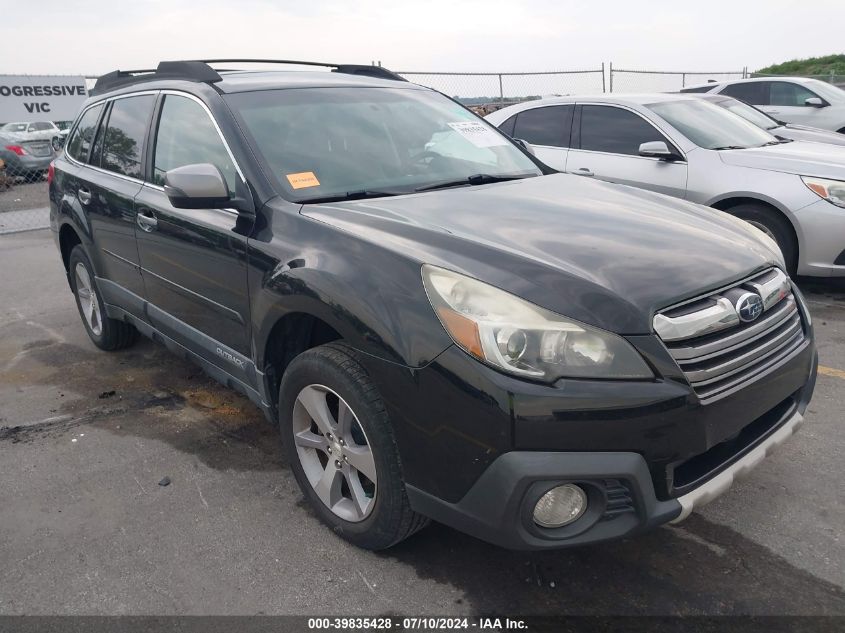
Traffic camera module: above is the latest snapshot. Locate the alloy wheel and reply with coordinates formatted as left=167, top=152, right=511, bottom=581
left=74, top=262, right=102, bottom=336
left=292, top=384, right=377, bottom=522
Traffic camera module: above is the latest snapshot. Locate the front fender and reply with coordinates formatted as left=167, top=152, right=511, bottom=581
left=248, top=206, right=453, bottom=370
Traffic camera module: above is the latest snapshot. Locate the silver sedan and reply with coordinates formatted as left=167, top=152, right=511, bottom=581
left=486, top=94, right=845, bottom=278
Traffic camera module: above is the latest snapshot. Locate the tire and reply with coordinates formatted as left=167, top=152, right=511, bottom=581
left=279, top=342, right=429, bottom=550
left=68, top=245, right=138, bottom=351
left=725, top=203, right=797, bottom=276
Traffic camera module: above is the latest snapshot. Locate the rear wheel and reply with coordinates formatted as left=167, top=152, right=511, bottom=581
left=724, top=203, right=797, bottom=276
left=69, top=246, right=138, bottom=351
left=279, top=342, right=428, bottom=550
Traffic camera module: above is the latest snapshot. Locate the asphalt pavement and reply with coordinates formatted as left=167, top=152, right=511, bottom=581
left=1, top=229, right=843, bottom=616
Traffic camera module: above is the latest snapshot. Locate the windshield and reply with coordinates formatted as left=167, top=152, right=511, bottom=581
left=648, top=99, right=777, bottom=150
left=717, top=99, right=779, bottom=130
left=2, top=123, right=27, bottom=133
left=226, top=87, right=541, bottom=201
left=803, top=79, right=845, bottom=103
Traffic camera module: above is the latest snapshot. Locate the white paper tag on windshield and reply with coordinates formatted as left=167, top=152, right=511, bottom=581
left=447, top=121, right=509, bottom=148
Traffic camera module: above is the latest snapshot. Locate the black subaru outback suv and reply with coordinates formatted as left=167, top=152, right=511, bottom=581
left=49, top=60, right=817, bottom=550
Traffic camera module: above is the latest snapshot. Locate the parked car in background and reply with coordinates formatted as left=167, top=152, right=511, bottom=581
left=50, top=60, right=816, bottom=551
left=680, top=77, right=845, bottom=133
left=486, top=94, right=845, bottom=278
left=692, top=94, right=845, bottom=147
left=0, top=132, right=55, bottom=182
left=0, top=121, right=67, bottom=143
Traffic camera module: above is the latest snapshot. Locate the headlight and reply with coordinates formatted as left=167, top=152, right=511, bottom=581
left=802, top=176, right=845, bottom=208
left=421, top=265, right=653, bottom=381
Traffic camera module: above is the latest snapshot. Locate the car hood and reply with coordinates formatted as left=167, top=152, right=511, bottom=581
left=719, top=140, right=845, bottom=178
left=302, top=174, right=781, bottom=334
left=777, top=125, right=845, bottom=147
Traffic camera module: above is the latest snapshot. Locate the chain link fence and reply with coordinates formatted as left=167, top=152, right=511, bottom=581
left=397, top=68, right=606, bottom=114
left=607, top=66, right=749, bottom=93
left=0, top=131, right=58, bottom=234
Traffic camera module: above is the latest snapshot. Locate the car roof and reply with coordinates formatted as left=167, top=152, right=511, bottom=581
left=498, top=93, right=701, bottom=108
left=685, top=76, right=822, bottom=91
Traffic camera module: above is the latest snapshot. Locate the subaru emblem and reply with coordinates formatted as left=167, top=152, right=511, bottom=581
left=736, top=293, right=764, bottom=323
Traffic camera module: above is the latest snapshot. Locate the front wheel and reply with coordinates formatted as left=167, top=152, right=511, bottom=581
left=279, top=342, right=428, bottom=550
left=725, top=203, right=798, bottom=276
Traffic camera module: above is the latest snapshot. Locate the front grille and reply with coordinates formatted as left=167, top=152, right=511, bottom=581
left=654, top=268, right=806, bottom=401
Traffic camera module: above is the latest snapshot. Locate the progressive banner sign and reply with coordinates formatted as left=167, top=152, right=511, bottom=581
left=0, top=75, right=88, bottom=123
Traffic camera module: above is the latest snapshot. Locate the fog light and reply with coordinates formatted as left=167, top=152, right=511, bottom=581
left=533, top=484, right=587, bottom=528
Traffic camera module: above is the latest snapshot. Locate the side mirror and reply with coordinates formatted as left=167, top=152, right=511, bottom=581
left=51, top=136, right=64, bottom=152
left=164, top=163, right=230, bottom=209
left=512, top=138, right=536, bottom=156
left=639, top=140, right=676, bottom=160
left=805, top=97, right=826, bottom=107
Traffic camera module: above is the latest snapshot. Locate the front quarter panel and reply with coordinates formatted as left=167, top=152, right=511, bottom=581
left=249, top=201, right=454, bottom=371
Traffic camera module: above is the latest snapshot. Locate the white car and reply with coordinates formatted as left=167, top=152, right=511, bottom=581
left=680, top=77, right=845, bottom=133
left=486, top=94, right=845, bottom=278
left=0, top=121, right=67, bottom=143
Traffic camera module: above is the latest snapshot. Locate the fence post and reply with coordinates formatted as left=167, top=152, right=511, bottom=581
left=681, top=72, right=686, bottom=87
left=609, top=62, right=613, bottom=92
left=601, top=62, right=606, bottom=93
left=498, top=74, right=504, bottom=107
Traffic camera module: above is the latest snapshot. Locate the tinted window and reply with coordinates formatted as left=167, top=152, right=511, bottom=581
left=153, top=95, right=237, bottom=192
left=101, top=95, right=155, bottom=178
left=66, top=104, right=103, bottom=163
left=498, top=114, right=517, bottom=137
left=769, top=81, right=820, bottom=106
left=580, top=105, right=668, bottom=156
left=680, top=85, right=716, bottom=94
left=512, top=105, right=573, bottom=147
left=721, top=82, right=767, bottom=104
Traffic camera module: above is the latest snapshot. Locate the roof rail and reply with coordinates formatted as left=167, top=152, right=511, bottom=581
left=193, top=59, right=407, bottom=82
left=91, top=61, right=223, bottom=95
left=91, top=59, right=407, bottom=95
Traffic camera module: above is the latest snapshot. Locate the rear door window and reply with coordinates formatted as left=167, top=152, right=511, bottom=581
left=511, top=105, right=573, bottom=148
left=721, top=82, right=768, bottom=105
left=66, top=104, right=104, bottom=163
left=100, top=95, right=156, bottom=179
left=579, top=105, right=670, bottom=156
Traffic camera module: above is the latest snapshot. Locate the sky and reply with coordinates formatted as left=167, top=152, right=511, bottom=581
left=3, top=0, right=844, bottom=76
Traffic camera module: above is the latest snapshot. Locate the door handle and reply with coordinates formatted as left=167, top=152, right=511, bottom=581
left=136, top=209, right=158, bottom=232
left=77, top=188, right=92, bottom=205
left=572, top=168, right=594, bottom=177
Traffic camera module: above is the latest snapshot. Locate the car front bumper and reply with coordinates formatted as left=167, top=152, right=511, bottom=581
left=405, top=395, right=809, bottom=550
left=795, top=198, right=845, bottom=277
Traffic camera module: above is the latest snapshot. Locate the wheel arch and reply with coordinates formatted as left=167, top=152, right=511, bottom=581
left=58, top=222, right=83, bottom=279
left=708, top=194, right=800, bottom=270
left=260, top=311, right=343, bottom=416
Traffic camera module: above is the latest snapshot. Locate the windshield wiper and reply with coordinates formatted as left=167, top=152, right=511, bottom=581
left=710, top=145, right=747, bottom=150
left=415, top=173, right=533, bottom=192
left=759, top=140, right=782, bottom=147
left=298, top=189, right=405, bottom=204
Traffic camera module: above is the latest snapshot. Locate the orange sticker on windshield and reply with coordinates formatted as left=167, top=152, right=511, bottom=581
left=286, top=171, right=320, bottom=189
